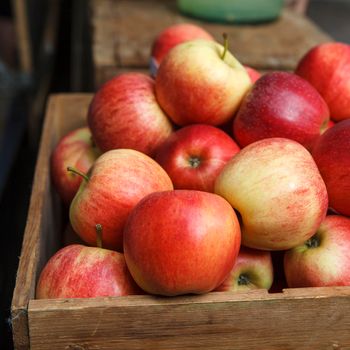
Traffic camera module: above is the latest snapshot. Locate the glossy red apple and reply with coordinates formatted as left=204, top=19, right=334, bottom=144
left=216, top=246, right=273, bottom=292
left=150, top=23, right=214, bottom=77
left=296, top=42, right=350, bottom=122
left=284, top=215, right=350, bottom=287
left=233, top=71, right=330, bottom=150
left=155, top=124, right=240, bottom=192
left=215, top=138, right=328, bottom=250
left=123, top=190, right=241, bottom=296
left=312, top=119, right=350, bottom=216
left=69, top=149, right=173, bottom=251
left=88, top=72, right=173, bottom=156
left=36, top=242, right=142, bottom=299
left=155, top=37, right=251, bottom=126
left=50, top=127, right=100, bottom=205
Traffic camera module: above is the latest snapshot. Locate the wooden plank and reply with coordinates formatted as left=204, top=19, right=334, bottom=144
left=12, top=0, right=33, bottom=74
left=28, top=287, right=350, bottom=350
left=11, top=94, right=92, bottom=350
left=90, top=0, right=332, bottom=87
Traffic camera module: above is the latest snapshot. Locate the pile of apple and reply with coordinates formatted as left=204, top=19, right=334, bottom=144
left=37, top=23, right=350, bottom=299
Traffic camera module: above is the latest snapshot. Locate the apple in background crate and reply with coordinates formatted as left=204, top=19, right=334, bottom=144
left=123, top=190, right=241, bottom=296
left=216, top=246, right=273, bottom=292
left=69, top=149, right=173, bottom=252
left=215, top=138, right=328, bottom=251
left=312, top=119, right=350, bottom=217
left=155, top=37, right=251, bottom=126
left=88, top=73, right=173, bottom=157
left=233, top=71, right=330, bottom=151
left=155, top=124, right=240, bottom=192
left=150, top=23, right=214, bottom=77
left=36, top=226, right=142, bottom=299
left=296, top=42, right=350, bottom=122
left=244, top=65, right=261, bottom=83
left=284, top=215, right=350, bottom=288
left=50, top=127, right=100, bottom=206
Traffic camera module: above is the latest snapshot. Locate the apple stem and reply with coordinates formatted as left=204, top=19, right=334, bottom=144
left=67, top=166, right=90, bottom=182
left=220, top=33, right=229, bottom=60
left=96, top=224, right=103, bottom=248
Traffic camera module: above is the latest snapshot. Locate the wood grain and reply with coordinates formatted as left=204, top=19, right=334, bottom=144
left=90, top=0, right=332, bottom=87
left=11, top=94, right=92, bottom=350
left=28, top=288, right=350, bottom=350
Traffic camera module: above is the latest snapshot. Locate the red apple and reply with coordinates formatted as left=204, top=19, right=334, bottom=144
left=215, top=138, right=328, bottom=250
left=50, top=127, right=100, bottom=205
left=216, top=246, right=273, bottom=292
left=123, top=190, right=241, bottom=296
left=36, top=243, right=142, bottom=299
left=150, top=23, right=214, bottom=77
left=155, top=124, right=240, bottom=192
left=284, top=215, right=350, bottom=287
left=233, top=71, right=330, bottom=150
left=244, top=65, right=261, bottom=83
left=312, top=119, right=350, bottom=217
left=155, top=38, right=251, bottom=126
left=295, top=42, right=350, bottom=122
left=69, top=149, right=173, bottom=252
left=88, top=73, right=173, bottom=156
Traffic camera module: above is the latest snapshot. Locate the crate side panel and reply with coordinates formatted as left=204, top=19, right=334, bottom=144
left=28, top=292, right=350, bottom=350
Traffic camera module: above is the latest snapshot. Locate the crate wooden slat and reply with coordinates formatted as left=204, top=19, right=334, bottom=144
left=11, top=94, right=350, bottom=349
left=90, top=0, right=332, bottom=87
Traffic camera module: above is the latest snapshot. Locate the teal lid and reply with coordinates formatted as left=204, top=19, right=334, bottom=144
left=177, top=0, right=284, bottom=24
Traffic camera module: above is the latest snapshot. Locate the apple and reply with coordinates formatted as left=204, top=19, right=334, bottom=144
left=88, top=72, right=174, bottom=157
left=69, top=149, right=173, bottom=252
left=244, top=65, right=261, bottom=83
left=312, top=119, right=350, bottom=217
left=36, top=229, right=142, bottom=298
left=295, top=42, right=350, bottom=122
left=123, top=190, right=241, bottom=296
left=50, top=127, right=100, bottom=205
left=233, top=71, right=330, bottom=150
left=150, top=23, right=214, bottom=77
left=216, top=246, right=273, bottom=292
left=284, top=215, right=350, bottom=287
left=155, top=124, right=240, bottom=192
left=155, top=37, right=251, bottom=126
left=215, top=137, right=328, bottom=251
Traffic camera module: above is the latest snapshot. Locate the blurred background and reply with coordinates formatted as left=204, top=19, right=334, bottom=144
left=0, top=0, right=349, bottom=348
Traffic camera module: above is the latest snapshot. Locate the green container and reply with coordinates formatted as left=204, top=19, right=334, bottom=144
left=177, top=0, right=284, bottom=24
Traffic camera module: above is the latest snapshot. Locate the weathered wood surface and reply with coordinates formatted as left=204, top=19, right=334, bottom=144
left=11, top=94, right=91, bottom=350
left=90, top=0, right=332, bottom=87
left=29, top=287, right=350, bottom=350
left=12, top=94, right=350, bottom=350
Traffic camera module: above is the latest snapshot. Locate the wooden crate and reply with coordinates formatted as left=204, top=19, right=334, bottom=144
left=90, top=0, right=332, bottom=87
left=11, top=94, right=350, bottom=350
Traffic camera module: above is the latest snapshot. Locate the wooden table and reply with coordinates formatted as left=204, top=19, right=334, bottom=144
left=89, top=0, right=331, bottom=88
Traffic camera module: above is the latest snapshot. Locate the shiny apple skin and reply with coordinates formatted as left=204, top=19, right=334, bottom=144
left=51, top=127, right=100, bottom=205
left=123, top=190, right=241, bottom=296
left=284, top=215, right=350, bottom=287
left=296, top=42, right=350, bottom=122
left=69, top=149, right=173, bottom=251
left=216, top=246, right=273, bottom=292
left=36, top=244, right=142, bottom=299
left=88, top=73, right=173, bottom=156
left=312, top=119, right=350, bottom=216
left=150, top=23, right=214, bottom=77
left=215, top=138, right=328, bottom=251
left=155, top=124, right=240, bottom=192
left=233, top=71, right=330, bottom=151
left=155, top=39, right=251, bottom=126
